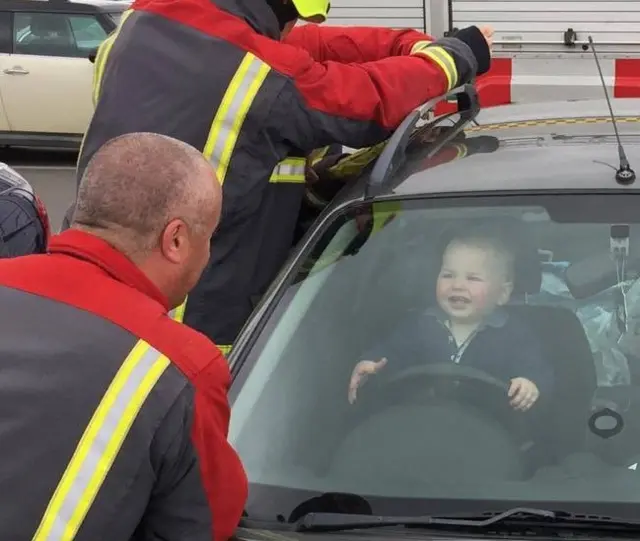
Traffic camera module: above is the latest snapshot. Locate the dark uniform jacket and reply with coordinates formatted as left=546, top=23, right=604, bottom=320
left=0, top=230, right=247, bottom=541
left=70, top=0, right=489, bottom=349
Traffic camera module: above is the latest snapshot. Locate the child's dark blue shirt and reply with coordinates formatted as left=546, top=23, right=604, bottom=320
left=361, top=307, right=554, bottom=394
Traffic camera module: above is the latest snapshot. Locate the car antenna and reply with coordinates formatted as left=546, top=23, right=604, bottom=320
left=588, top=35, right=636, bottom=185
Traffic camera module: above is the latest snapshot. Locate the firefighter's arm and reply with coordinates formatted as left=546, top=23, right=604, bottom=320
left=191, top=354, right=248, bottom=541
left=272, top=28, right=489, bottom=151
left=137, top=387, right=213, bottom=541
left=284, top=23, right=434, bottom=63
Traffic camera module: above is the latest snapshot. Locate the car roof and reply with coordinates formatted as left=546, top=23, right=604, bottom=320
left=2, top=0, right=129, bottom=13
left=356, top=97, right=640, bottom=201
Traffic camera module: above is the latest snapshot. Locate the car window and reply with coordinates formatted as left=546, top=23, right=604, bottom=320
left=0, top=12, right=10, bottom=54
left=12, top=12, right=106, bottom=58
left=68, top=15, right=108, bottom=51
left=229, top=193, right=640, bottom=521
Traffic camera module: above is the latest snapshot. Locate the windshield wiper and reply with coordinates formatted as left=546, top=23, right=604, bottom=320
left=295, top=507, right=640, bottom=533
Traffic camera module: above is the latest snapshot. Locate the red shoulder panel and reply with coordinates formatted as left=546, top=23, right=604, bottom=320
left=135, top=0, right=449, bottom=130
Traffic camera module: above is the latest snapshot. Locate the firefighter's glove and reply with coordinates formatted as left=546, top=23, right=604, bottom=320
left=446, top=26, right=492, bottom=75
left=409, top=27, right=491, bottom=93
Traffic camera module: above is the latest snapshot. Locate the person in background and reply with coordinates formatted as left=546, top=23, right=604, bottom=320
left=63, top=0, right=495, bottom=355
left=0, top=133, right=246, bottom=541
left=0, top=163, right=49, bottom=258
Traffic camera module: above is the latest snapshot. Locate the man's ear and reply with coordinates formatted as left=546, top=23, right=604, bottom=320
left=160, top=218, right=188, bottom=263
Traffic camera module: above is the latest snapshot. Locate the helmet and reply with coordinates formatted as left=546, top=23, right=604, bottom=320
left=291, top=0, right=330, bottom=23
left=0, top=163, right=50, bottom=258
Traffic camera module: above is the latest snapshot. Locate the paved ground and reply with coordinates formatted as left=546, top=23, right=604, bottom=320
left=0, top=148, right=78, bottom=231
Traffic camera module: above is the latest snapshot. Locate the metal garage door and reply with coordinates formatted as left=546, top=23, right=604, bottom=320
left=326, top=0, right=426, bottom=30
left=451, top=0, right=640, bottom=53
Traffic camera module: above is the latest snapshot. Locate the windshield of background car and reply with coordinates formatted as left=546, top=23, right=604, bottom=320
left=229, top=193, right=640, bottom=521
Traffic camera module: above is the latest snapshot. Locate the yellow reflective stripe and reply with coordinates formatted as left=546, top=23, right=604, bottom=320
left=203, top=53, right=271, bottom=184
left=452, top=143, right=468, bottom=159
left=91, top=35, right=113, bottom=106
left=32, top=340, right=170, bottom=541
left=92, top=9, right=133, bottom=105
left=413, top=46, right=458, bottom=92
left=269, top=157, right=306, bottom=183
left=168, top=297, right=187, bottom=323
left=453, top=143, right=468, bottom=160
left=218, top=344, right=232, bottom=356
left=410, top=40, right=433, bottom=54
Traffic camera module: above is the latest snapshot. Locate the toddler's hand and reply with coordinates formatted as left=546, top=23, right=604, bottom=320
left=348, top=357, right=387, bottom=404
left=508, top=377, right=539, bottom=411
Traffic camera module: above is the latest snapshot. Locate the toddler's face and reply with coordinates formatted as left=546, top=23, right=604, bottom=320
left=436, top=241, right=513, bottom=325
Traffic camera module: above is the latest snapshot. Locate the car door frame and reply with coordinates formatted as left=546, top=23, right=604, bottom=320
left=0, top=10, right=14, bottom=133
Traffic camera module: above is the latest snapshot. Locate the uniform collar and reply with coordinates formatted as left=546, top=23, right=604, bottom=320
left=425, top=305, right=509, bottom=328
left=49, top=230, right=170, bottom=311
left=211, top=0, right=281, bottom=39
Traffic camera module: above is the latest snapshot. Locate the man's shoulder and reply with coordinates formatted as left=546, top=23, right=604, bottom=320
left=145, top=318, right=230, bottom=388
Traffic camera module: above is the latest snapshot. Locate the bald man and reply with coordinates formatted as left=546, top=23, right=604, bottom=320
left=0, top=133, right=247, bottom=541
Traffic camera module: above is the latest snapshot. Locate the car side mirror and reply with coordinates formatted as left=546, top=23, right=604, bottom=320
left=88, top=48, right=98, bottom=63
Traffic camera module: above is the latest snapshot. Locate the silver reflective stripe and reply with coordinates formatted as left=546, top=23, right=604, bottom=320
left=270, top=158, right=306, bottom=183
left=33, top=340, right=170, bottom=541
left=203, top=53, right=271, bottom=184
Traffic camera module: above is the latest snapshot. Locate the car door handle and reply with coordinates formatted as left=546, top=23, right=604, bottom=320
left=3, top=67, right=29, bottom=75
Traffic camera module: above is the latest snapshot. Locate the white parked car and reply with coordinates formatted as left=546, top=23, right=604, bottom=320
left=0, top=0, right=129, bottom=149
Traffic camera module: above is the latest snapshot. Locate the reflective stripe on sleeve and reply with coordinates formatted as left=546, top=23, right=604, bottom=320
left=412, top=45, right=458, bottom=92
left=409, top=40, right=433, bottom=54
left=32, top=340, right=170, bottom=541
left=203, top=53, right=271, bottom=184
left=452, top=143, right=468, bottom=159
left=168, top=297, right=187, bottom=323
left=269, top=157, right=306, bottom=183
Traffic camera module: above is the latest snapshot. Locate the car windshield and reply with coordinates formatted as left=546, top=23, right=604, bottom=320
left=229, top=192, right=640, bottom=522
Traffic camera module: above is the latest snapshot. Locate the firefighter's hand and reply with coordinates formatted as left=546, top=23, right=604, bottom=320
left=480, top=26, right=494, bottom=51
left=508, top=377, right=539, bottom=411
left=348, top=358, right=387, bottom=404
left=305, top=159, right=319, bottom=185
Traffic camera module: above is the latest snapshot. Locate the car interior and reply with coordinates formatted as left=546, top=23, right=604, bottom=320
left=15, top=14, right=78, bottom=57
left=231, top=206, right=640, bottom=499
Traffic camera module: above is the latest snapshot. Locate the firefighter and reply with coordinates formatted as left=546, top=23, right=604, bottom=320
left=64, top=0, right=494, bottom=353
left=0, top=133, right=246, bottom=541
left=0, top=163, right=49, bottom=257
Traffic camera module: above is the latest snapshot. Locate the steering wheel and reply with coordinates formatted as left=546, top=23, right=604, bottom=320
left=358, top=362, right=538, bottom=453
left=330, top=363, right=540, bottom=484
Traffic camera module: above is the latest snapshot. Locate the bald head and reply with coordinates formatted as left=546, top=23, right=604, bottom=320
left=73, top=132, right=221, bottom=257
